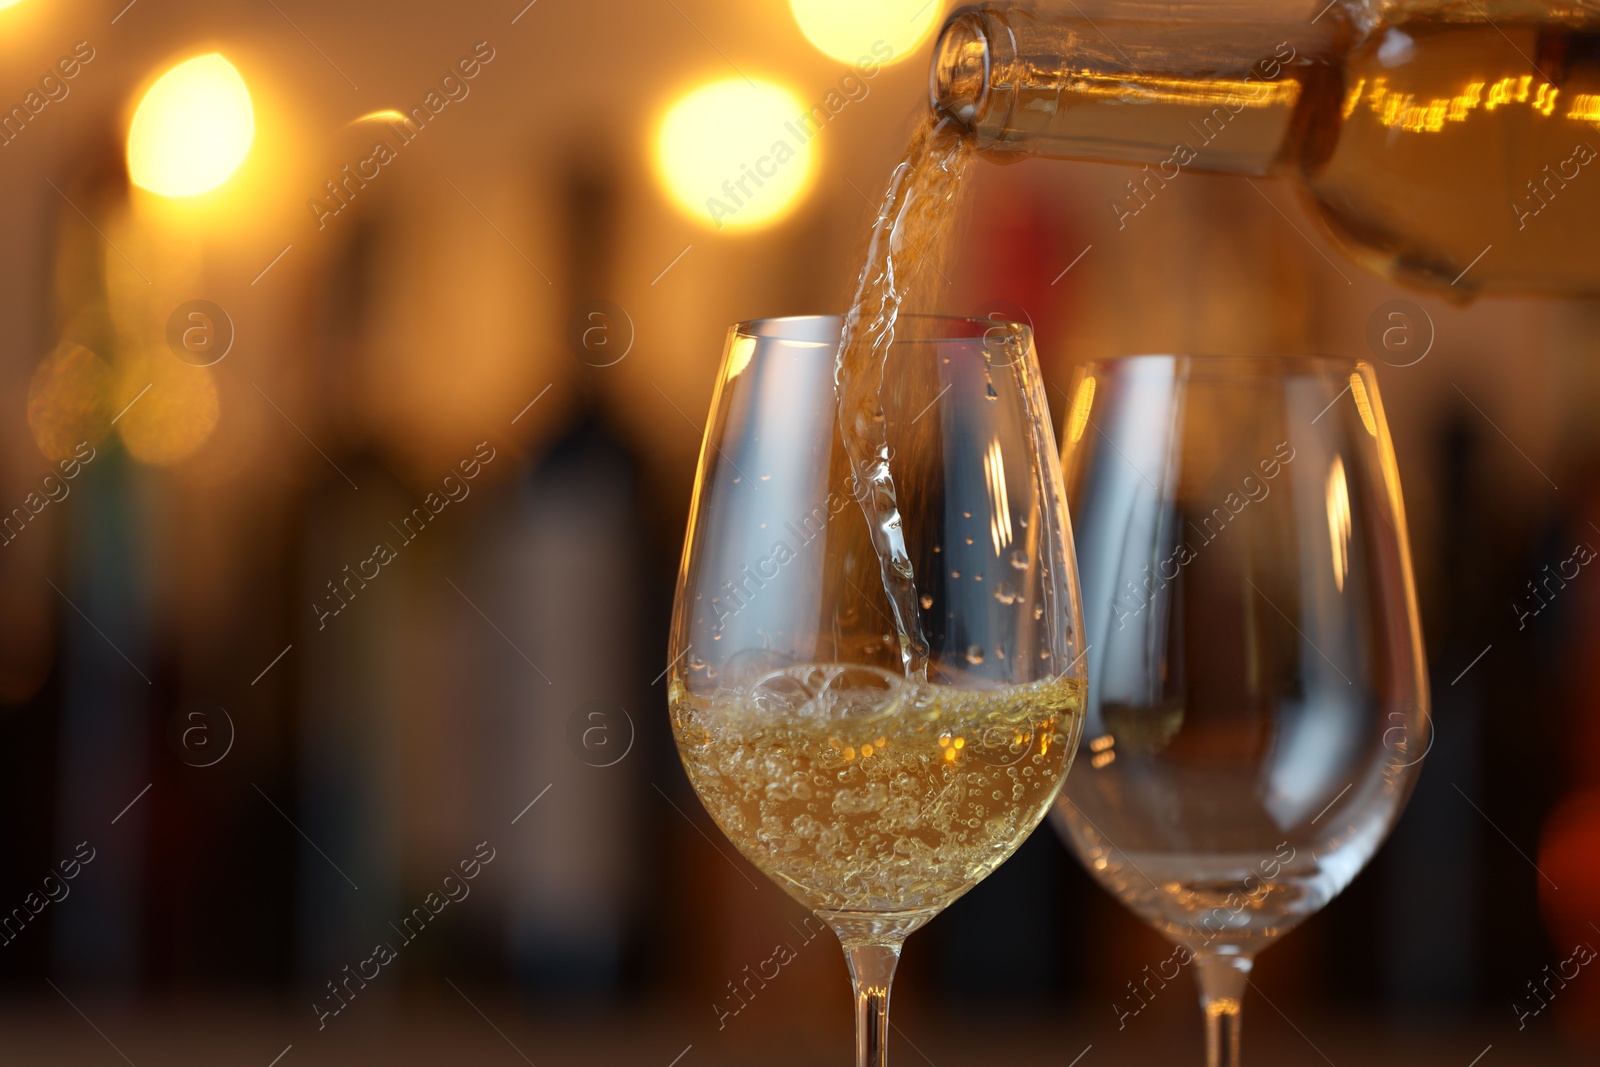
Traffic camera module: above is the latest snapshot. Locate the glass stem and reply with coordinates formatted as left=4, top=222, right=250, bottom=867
left=1194, top=950, right=1253, bottom=1067
left=844, top=941, right=902, bottom=1067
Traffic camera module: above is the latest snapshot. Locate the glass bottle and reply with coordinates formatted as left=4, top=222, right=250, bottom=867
left=930, top=0, right=1600, bottom=296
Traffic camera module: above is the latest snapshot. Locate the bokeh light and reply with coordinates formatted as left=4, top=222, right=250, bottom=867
left=127, top=53, right=255, bottom=198
left=114, top=349, right=220, bottom=465
left=27, top=341, right=112, bottom=462
left=789, top=0, right=942, bottom=66
left=1538, top=787, right=1600, bottom=947
left=655, top=78, right=815, bottom=233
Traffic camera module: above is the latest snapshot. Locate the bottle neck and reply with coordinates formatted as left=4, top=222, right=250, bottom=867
left=930, top=5, right=1350, bottom=177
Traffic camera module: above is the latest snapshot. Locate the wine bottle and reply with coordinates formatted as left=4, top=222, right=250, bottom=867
left=931, top=1, right=1600, bottom=296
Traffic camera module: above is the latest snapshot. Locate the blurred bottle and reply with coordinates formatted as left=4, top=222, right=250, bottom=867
left=931, top=0, right=1600, bottom=296
left=482, top=413, right=647, bottom=996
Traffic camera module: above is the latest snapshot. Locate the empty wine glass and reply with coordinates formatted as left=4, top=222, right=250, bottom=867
left=1053, top=355, right=1429, bottom=1067
left=669, top=314, right=1087, bottom=1067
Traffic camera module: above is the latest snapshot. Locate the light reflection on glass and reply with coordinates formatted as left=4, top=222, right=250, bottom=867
left=983, top=437, right=1013, bottom=555
left=347, top=109, right=410, bottom=128
left=1571, top=92, right=1600, bottom=121
left=724, top=335, right=758, bottom=380
left=1066, top=374, right=1095, bottom=445
left=1327, top=455, right=1351, bottom=594
left=1344, top=70, right=1593, bottom=132
left=1073, top=70, right=1299, bottom=110
left=1350, top=372, right=1378, bottom=438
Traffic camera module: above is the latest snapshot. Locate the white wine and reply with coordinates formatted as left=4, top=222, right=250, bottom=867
left=670, top=664, right=1084, bottom=916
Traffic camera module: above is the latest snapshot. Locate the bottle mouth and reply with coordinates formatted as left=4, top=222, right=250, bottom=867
left=929, top=10, right=991, bottom=127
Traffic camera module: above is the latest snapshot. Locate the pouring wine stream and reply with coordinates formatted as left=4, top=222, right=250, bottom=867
left=834, top=114, right=975, bottom=680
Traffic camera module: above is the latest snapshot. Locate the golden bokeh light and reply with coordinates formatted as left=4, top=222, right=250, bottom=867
left=127, top=53, right=255, bottom=198
left=27, top=342, right=112, bottom=462
left=114, top=351, right=220, bottom=466
left=655, top=78, right=816, bottom=232
left=790, top=0, right=941, bottom=66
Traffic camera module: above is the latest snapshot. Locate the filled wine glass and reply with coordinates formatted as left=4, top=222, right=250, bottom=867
left=1054, top=355, right=1429, bottom=1066
left=669, top=314, right=1087, bottom=1067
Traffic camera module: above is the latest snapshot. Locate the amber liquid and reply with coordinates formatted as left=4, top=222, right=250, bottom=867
left=670, top=665, right=1083, bottom=914
left=1303, top=20, right=1600, bottom=294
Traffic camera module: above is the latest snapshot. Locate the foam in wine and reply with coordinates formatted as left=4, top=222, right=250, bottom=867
left=670, top=664, right=1084, bottom=916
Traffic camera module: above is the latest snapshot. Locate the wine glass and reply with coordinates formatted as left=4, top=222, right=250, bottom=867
left=669, top=314, right=1087, bottom=1067
left=1053, top=355, right=1429, bottom=1066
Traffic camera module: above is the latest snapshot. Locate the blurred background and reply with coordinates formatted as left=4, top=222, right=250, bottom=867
left=0, top=0, right=1597, bottom=1063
